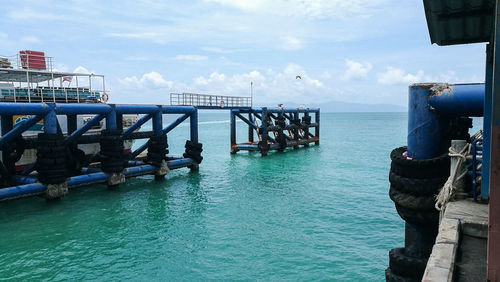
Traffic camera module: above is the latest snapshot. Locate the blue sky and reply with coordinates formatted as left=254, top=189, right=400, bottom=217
left=0, top=0, right=487, bottom=107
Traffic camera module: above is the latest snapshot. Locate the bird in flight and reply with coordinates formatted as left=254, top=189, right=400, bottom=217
left=296, top=75, right=302, bottom=79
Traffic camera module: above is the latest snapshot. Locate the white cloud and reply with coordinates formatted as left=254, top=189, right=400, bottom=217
left=125, top=56, right=147, bottom=61
left=119, top=71, right=173, bottom=88
left=342, top=59, right=372, bottom=80
left=117, top=63, right=326, bottom=104
left=190, top=63, right=324, bottom=103
left=174, top=54, right=208, bottom=62
left=21, top=36, right=40, bottom=44
left=205, top=0, right=387, bottom=19
left=73, top=66, right=92, bottom=74
left=201, top=47, right=232, bottom=54
left=377, top=67, right=427, bottom=85
left=280, top=36, right=303, bottom=50
left=376, top=67, right=463, bottom=85
left=8, top=8, right=61, bottom=21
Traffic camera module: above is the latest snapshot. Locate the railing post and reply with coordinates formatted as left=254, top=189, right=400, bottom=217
left=67, top=114, right=77, bottom=134
left=44, top=103, right=58, bottom=134
left=152, top=107, right=163, bottom=137
left=106, top=104, right=117, bottom=131
left=248, top=112, right=254, bottom=143
left=230, top=110, right=236, bottom=153
left=190, top=110, right=198, bottom=143
left=315, top=109, right=320, bottom=145
left=1, top=114, right=14, bottom=174
left=293, top=111, right=299, bottom=149
left=303, top=110, right=310, bottom=147
left=261, top=107, right=269, bottom=156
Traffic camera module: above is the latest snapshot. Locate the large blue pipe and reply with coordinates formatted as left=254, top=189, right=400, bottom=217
left=0, top=159, right=195, bottom=201
left=428, top=83, right=484, bottom=117
left=408, top=83, right=485, bottom=160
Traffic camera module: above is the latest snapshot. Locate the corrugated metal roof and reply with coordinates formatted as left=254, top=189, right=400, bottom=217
left=423, top=0, right=495, bottom=46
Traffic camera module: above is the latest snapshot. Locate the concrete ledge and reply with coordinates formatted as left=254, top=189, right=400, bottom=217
left=423, top=219, right=460, bottom=282
left=422, top=199, right=488, bottom=282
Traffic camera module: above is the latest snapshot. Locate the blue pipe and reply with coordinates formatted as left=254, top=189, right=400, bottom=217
left=168, top=158, right=194, bottom=169
left=0, top=159, right=196, bottom=201
left=240, top=108, right=320, bottom=114
left=407, top=83, right=451, bottom=159
left=122, top=114, right=151, bottom=137
left=0, top=114, right=44, bottom=148
left=236, top=144, right=259, bottom=150
left=190, top=111, right=198, bottom=143
left=0, top=183, right=46, bottom=200
left=152, top=107, right=163, bottom=136
left=115, top=104, right=160, bottom=114
left=408, top=83, right=486, bottom=160
left=55, top=103, right=111, bottom=115
left=106, top=104, right=117, bottom=130
left=161, top=106, right=196, bottom=114
left=123, top=165, right=157, bottom=177
left=66, top=114, right=105, bottom=143
left=428, top=83, right=485, bottom=117
left=44, top=105, right=58, bottom=134
left=0, top=103, right=50, bottom=115
left=131, top=113, right=191, bottom=157
left=482, top=44, right=493, bottom=200
left=163, top=113, right=190, bottom=134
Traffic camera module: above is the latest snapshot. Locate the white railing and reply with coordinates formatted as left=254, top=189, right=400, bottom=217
left=170, top=93, right=251, bottom=108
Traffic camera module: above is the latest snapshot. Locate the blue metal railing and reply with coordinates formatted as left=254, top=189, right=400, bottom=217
left=0, top=102, right=200, bottom=201
left=470, top=134, right=483, bottom=201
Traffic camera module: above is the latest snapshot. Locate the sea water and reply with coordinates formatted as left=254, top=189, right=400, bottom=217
left=0, top=112, right=409, bottom=281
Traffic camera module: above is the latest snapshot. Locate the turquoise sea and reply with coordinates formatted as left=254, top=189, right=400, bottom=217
left=0, top=112, right=408, bottom=281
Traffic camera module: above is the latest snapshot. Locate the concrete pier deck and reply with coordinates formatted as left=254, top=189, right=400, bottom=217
left=422, top=199, right=488, bottom=282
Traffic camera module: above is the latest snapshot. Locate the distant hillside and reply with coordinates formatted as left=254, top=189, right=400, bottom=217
left=262, top=101, right=407, bottom=112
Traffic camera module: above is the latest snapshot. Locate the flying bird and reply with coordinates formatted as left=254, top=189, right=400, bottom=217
left=296, top=75, right=302, bottom=79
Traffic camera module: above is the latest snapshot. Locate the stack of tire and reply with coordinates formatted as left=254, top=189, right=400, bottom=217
left=386, top=146, right=450, bottom=281
left=99, top=130, right=124, bottom=173
left=290, top=118, right=301, bottom=143
left=36, top=133, right=67, bottom=184
left=275, top=117, right=287, bottom=151
left=302, top=115, right=311, bottom=139
left=183, top=140, right=203, bottom=164
left=147, top=135, right=168, bottom=167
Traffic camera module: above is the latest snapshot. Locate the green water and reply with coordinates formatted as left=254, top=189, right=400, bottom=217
left=0, top=112, right=407, bottom=281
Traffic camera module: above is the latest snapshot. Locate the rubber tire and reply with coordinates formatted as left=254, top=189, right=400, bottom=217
left=39, top=176, right=67, bottom=184
left=389, top=248, right=427, bottom=278
left=185, top=140, right=202, bottom=150
left=385, top=267, right=420, bottom=282
left=389, top=186, right=436, bottom=211
left=394, top=204, right=439, bottom=226
left=391, top=146, right=449, bottom=168
left=147, top=151, right=166, bottom=160
left=390, top=161, right=449, bottom=179
left=389, top=171, right=447, bottom=196
left=36, top=157, right=66, bottom=166
left=37, top=133, right=63, bottom=140
left=101, top=130, right=122, bottom=136
left=102, top=166, right=124, bottom=173
left=183, top=153, right=203, bottom=164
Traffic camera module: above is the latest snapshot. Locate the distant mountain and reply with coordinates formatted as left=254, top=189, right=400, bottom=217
left=266, top=101, right=407, bottom=112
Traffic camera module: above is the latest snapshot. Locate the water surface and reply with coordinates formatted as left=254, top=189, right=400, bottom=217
left=0, top=112, right=408, bottom=281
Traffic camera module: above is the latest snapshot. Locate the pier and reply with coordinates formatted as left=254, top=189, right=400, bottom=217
left=0, top=94, right=320, bottom=202
left=0, top=102, right=202, bottom=201
left=171, top=92, right=320, bottom=156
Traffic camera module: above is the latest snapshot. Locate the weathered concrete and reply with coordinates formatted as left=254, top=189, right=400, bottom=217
left=422, top=199, right=488, bottom=282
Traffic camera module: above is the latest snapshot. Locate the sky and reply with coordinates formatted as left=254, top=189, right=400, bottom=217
left=0, top=0, right=488, bottom=108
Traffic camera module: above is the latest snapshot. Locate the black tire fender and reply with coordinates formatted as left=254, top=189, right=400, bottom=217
left=389, top=186, right=436, bottom=211
left=389, top=248, right=428, bottom=278
left=389, top=171, right=447, bottom=196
